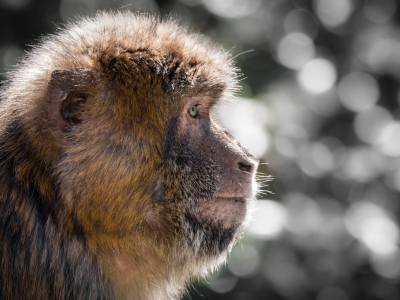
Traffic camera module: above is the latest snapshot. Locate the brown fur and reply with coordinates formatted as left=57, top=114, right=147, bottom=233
left=0, top=11, right=258, bottom=300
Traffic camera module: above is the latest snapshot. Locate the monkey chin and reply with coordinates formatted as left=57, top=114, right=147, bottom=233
left=196, top=196, right=248, bottom=229
left=182, top=195, right=252, bottom=258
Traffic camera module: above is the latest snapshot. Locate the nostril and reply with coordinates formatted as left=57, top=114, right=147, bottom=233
left=238, top=162, right=252, bottom=173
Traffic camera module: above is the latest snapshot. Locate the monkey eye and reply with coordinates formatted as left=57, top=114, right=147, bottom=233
left=189, top=105, right=199, bottom=118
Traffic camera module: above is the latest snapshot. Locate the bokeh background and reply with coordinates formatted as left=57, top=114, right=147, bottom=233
left=1, top=0, right=400, bottom=299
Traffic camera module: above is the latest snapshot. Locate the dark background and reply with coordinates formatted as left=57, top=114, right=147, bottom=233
left=1, top=0, right=400, bottom=299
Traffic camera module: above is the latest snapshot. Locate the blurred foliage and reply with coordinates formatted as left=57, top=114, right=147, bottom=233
left=1, top=0, right=400, bottom=299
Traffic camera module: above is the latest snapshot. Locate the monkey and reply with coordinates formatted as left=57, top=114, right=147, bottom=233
left=0, top=11, right=258, bottom=300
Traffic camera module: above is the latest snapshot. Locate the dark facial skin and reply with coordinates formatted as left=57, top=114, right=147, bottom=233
left=167, top=96, right=258, bottom=256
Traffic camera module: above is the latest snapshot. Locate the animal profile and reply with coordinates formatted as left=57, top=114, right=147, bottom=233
left=0, top=11, right=258, bottom=300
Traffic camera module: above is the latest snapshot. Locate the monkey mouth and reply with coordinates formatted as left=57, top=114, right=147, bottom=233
left=215, top=191, right=253, bottom=202
left=215, top=196, right=246, bottom=204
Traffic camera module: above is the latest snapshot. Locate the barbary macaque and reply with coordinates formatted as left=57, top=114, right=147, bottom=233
left=0, top=11, right=258, bottom=300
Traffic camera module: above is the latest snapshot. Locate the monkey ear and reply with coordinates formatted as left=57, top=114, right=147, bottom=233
left=47, top=70, right=89, bottom=131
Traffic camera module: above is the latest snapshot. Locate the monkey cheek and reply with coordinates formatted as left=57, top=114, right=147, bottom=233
left=196, top=198, right=247, bottom=229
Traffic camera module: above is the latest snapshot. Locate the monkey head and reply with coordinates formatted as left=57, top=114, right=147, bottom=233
left=1, top=11, right=258, bottom=299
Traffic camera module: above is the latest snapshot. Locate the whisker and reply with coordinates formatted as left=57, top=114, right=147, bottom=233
left=241, top=170, right=252, bottom=175
left=119, top=3, right=132, bottom=8
left=232, top=49, right=255, bottom=59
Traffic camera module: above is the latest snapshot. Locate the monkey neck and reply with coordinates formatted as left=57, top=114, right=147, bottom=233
left=96, top=242, right=181, bottom=300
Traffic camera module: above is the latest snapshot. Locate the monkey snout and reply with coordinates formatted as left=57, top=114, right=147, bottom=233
left=236, top=157, right=258, bottom=198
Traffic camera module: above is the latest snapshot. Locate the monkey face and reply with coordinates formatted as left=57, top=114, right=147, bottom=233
left=164, top=96, right=258, bottom=258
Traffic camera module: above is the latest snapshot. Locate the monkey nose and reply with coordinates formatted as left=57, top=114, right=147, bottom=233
left=238, top=159, right=257, bottom=175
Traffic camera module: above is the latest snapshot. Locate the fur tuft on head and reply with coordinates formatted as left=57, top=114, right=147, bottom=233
left=1, top=11, right=239, bottom=112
